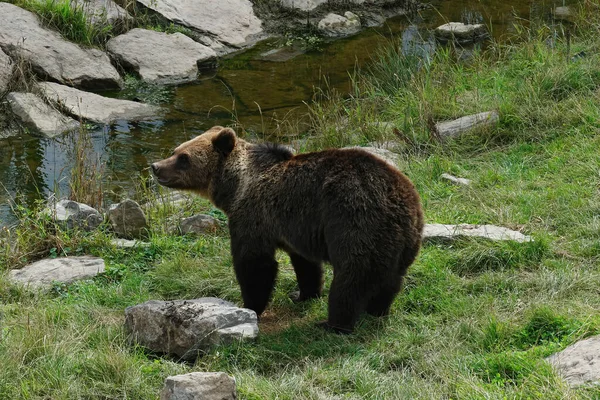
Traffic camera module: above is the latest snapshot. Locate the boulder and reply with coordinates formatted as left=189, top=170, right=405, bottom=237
left=317, top=12, right=362, bottom=37
left=179, top=214, right=220, bottom=235
left=546, top=335, right=600, bottom=388
left=107, top=29, right=216, bottom=85
left=135, top=0, right=264, bottom=52
left=423, top=224, right=532, bottom=243
left=160, top=372, right=237, bottom=400
left=8, top=256, right=105, bottom=288
left=39, top=82, right=161, bottom=124
left=434, top=111, right=499, bottom=140
left=125, top=298, right=258, bottom=361
left=6, top=92, right=79, bottom=138
left=440, top=173, right=471, bottom=186
left=46, top=199, right=103, bottom=231
left=72, top=0, right=131, bottom=25
left=0, top=48, right=13, bottom=93
left=0, top=3, right=122, bottom=89
left=108, top=199, right=148, bottom=239
left=435, top=22, right=487, bottom=43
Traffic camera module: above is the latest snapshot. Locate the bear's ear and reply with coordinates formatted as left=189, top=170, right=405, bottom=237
left=212, top=127, right=236, bottom=156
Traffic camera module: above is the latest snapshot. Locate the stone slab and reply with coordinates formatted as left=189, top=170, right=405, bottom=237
left=8, top=256, right=105, bottom=288
left=7, top=92, right=79, bottom=138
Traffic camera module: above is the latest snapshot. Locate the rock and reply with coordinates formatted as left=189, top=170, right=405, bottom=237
left=108, top=199, right=148, bottom=239
left=546, top=335, right=600, bottom=388
left=160, top=372, right=237, bottom=400
left=554, top=6, right=573, bottom=22
left=423, top=224, right=532, bottom=243
left=125, top=298, right=258, bottom=361
left=435, top=22, right=487, bottom=43
left=107, top=29, right=216, bottom=85
left=279, top=0, right=328, bottom=11
left=258, top=47, right=305, bottom=63
left=440, top=173, right=471, bottom=186
left=72, top=0, right=131, bottom=25
left=110, top=238, right=151, bottom=248
left=179, top=214, right=220, bottom=235
left=39, top=82, right=161, bottom=124
left=46, top=199, right=103, bottom=231
left=0, top=48, right=13, bottom=93
left=0, top=3, right=122, bottom=89
left=346, top=146, right=400, bottom=167
left=8, top=256, right=105, bottom=288
left=434, top=111, right=499, bottom=140
left=317, top=12, right=362, bottom=37
left=135, top=0, right=264, bottom=52
left=6, top=92, right=79, bottom=138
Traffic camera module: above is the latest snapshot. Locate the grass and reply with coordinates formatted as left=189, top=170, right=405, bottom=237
left=2, top=1, right=600, bottom=399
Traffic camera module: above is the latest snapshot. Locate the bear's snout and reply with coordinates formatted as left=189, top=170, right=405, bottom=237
left=151, top=163, right=160, bottom=176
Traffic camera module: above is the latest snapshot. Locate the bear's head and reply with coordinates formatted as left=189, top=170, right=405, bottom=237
left=151, top=126, right=237, bottom=196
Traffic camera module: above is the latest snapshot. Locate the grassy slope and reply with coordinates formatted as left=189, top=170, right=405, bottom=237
left=2, top=3, right=600, bottom=399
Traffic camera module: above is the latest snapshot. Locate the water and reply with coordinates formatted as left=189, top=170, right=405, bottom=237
left=0, top=0, right=578, bottom=225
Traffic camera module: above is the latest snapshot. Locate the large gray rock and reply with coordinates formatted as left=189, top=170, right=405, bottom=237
left=317, top=12, right=362, bottom=37
left=46, top=199, right=103, bottom=231
left=424, top=224, right=532, bottom=243
left=8, top=256, right=105, bottom=288
left=160, top=372, right=237, bottom=400
left=108, top=199, right=148, bottom=239
left=136, top=0, right=263, bottom=52
left=6, top=92, right=79, bottom=138
left=39, top=82, right=160, bottom=124
left=546, top=335, right=600, bottom=388
left=125, top=298, right=258, bottom=361
left=435, top=22, right=487, bottom=43
left=107, top=28, right=216, bottom=85
left=435, top=111, right=499, bottom=140
left=72, top=0, right=131, bottom=25
left=0, top=3, right=122, bottom=89
left=179, top=214, right=220, bottom=235
left=0, top=48, right=12, bottom=93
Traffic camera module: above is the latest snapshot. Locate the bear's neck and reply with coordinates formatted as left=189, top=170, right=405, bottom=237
left=208, top=146, right=248, bottom=215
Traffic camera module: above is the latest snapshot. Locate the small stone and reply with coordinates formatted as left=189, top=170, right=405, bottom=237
left=441, top=173, right=471, bottom=186
left=554, top=6, right=573, bottom=21
left=6, top=92, right=79, bottom=138
left=318, top=12, right=362, bottom=37
left=107, top=29, right=216, bottom=85
left=108, top=199, right=148, bottom=239
left=435, top=111, right=499, bottom=140
left=279, top=0, right=327, bottom=11
left=423, top=224, right=532, bottom=243
left=8, top=256, right=105, bottom=288
left=39, top=82, right=161, bottom=124
left=160, top=372, right=236, bottom=400
left=110, top=238, right=151, bottom=248
left=179, top=214, right=220, bottom=235
left=435, top=22, right=487, bottom=43
left=46, top=199, right=103, bottom=231
left=125, top=298, right=258, bottom=361
left=546, top=335, right=600, bottom=388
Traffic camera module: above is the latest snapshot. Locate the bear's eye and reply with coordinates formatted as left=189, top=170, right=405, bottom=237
left=176, top=153, right=190, bottom=170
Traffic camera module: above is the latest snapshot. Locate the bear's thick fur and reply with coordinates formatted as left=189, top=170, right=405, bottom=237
left=152, top=126, right=424, bottom=333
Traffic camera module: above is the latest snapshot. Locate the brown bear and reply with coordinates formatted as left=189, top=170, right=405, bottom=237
left=151, top=126, right=424, bottom=333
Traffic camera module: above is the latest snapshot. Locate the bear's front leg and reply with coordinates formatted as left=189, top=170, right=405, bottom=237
left=231, top=237, right=278, bottom=316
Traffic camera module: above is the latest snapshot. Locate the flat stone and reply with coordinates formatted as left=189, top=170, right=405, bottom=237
left=160, top=372, right=236, bottom=400
left=125, top=298, right=258, bottom=361
left=39, top=82, right=161, bottom=124
left=441, top=173, right=471, bottom=186
left=435, top=111, right=499, bottom=140
left=107, top=29, right=216, bottom=85
left=0, top=3, right=122, bottom=89
left=423, top=224, right=532, bottom=243
left=435, top=22, right=487, bottom=43
left=179, top=214, right=220, bottom=235
left=6, top=92, right=79, bottom=138
left=72, top=0, right=131, bottom=25
left=110, top=238, right=151, bottom=248
left=136, top=0, right=264, bottom=52
left=279, top=0, right=328, bottom=11
left=547, top=335, right=600, bottom=388
left=45, top=199, right=103, bottom=231
left=8, top=256, right=105, bottom=288
left=317, top=12, right=362, bottom=38
left=108, top=199, right=148, bottom=239
left=0, top=48, right=12, bottom=93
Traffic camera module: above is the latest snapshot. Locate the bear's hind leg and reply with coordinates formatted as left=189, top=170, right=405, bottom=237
left=366, top=277, right=403, bottom=317
left=233, top=251, right=278, bottom=316
left=324, top=270, right=371, bottom=333
left=288, top=252, right=323, bottom=303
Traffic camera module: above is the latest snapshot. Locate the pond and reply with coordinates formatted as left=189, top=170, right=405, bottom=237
left=0, top=0, right=578, bottom=226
